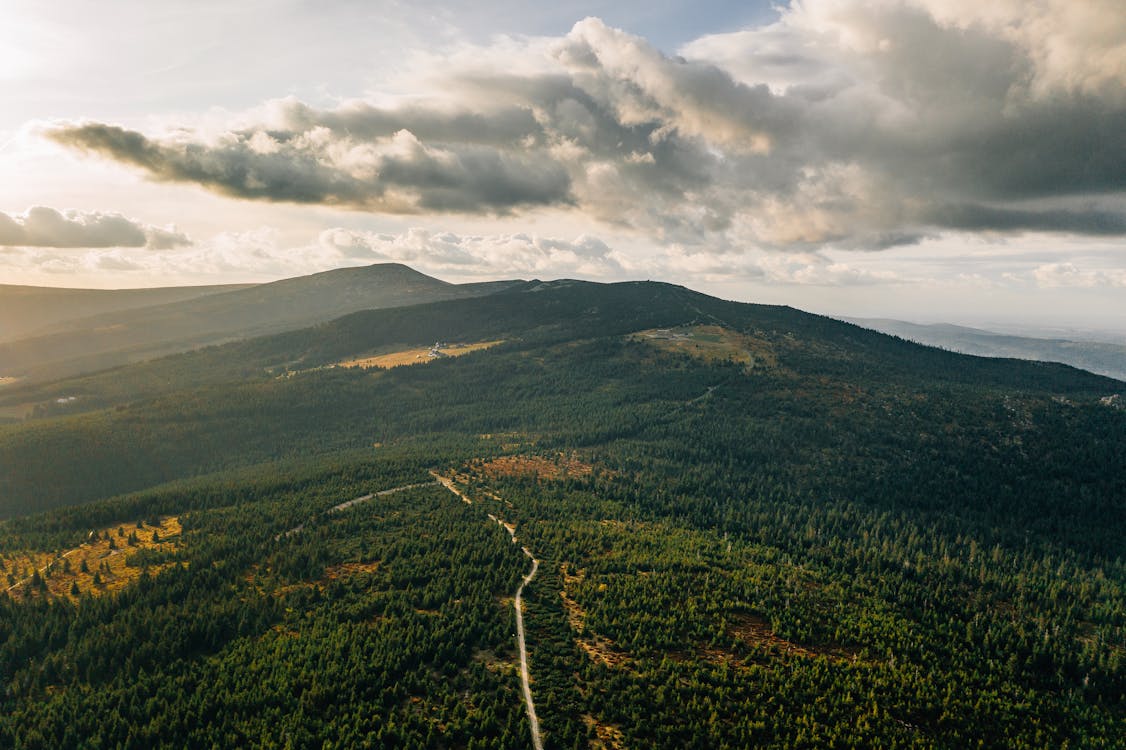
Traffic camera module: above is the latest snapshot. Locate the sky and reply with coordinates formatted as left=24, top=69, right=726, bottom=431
left=2, top=0, right=1125, bottom=331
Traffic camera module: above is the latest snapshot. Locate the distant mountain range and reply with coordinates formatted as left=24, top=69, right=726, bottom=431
left=0, top=282, right=251, bottom=342
left=0, top=264, right=519, bottom=383
left=845, top=317, right=1126, bottom=382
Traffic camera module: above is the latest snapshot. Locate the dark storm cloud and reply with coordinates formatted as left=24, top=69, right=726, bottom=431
left=926, top=204, right=1126, bottom=236
left=50, top=122, right=573, bottom=214
left=0, top=206, right=190, bottom=249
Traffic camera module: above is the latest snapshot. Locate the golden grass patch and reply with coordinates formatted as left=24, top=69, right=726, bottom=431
left=338, top=340, right=504, bottom=369
left=3, top=517, right=182, bottom=603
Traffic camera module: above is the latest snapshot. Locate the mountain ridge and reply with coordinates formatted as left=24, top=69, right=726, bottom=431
left=0, top=282, right=252, bottom=343
left=0, top=263, right=523, bottom=383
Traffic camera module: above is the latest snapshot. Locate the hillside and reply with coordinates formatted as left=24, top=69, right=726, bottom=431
left=850, top=317, right=1126, bottom=381
left=0, top=263, right=520, bottom=384
left=0, top=275, right=1122, bottom=748
left=3, top=279, right=1119, bottom=422
left=0, top=282, right=250, bottom=343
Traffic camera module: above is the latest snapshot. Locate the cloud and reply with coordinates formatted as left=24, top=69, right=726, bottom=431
left=922, top=204, right=1126, bottom=236
left=658, top=246, right=905, bottom=286
left=318, top=227, right=623, bottom=277
left=0, top=206, right=190, bottom=249
left=0, top=224, right=626, bottom=284
left=1030, top=262, right=1126, bottom=288
left=45, top=6, right=1126, bottom=250
left=49, top=120, right=572, bottom=215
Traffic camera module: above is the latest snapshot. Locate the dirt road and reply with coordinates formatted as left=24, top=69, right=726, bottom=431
left=435, top=473, right=544, bottom=750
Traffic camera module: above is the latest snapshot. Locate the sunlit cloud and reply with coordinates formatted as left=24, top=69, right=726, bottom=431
left=45, top=5, right=1126, bottom=254
left=0, top=206, right=190, bottom=249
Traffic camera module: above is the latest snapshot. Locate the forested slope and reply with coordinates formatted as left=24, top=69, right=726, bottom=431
left=0, top=278, right=1122, bottom=747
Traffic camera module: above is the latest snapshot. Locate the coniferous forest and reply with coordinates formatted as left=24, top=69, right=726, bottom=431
left=0, top=278, right=1122, bottom=748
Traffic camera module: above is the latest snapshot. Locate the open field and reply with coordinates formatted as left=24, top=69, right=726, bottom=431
left=338, top=340, right=504, bottom=369
left=630, top=324, right=778, bottom=369
left=3, top=516, right=182, bottom=602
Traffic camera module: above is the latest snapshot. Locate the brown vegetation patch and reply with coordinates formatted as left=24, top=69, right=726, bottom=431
left=578, top=634, right=628, bottom=668
left=472, top=648, right=517, bottom=675
left=270, top=624, right=301, bottom=639
left=273, top=581, right=317, bottom=597
left=469, top=453, right=596, bottom=481
left=322, top=560, right=381, bottom=580
left=3, top=517, right=182, bottom=603
left=338, top=340, right=503, bottom=369
left=269, top=559, right=382, bottom=596
left=560, top=563, right=587, bottom=631
left=630, top=325, right=778, bottom=370
left=560, top=563, right=629, bottom=668
left=583, top=715, right=628, bottom=750
left=726, top=613, right=859, bottom=662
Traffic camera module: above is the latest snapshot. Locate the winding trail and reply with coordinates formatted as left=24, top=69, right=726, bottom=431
left=434, top=471, right=544, bottom=750
left=277, top=481, right=436, bottom=540
left=515, top=549, right=543, bottom=750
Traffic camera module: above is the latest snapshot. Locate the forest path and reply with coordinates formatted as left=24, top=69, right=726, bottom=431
left=432, top=471, right=544, bottom=750
left=277, top=481, right=436, bottom=539
left=515, top=550, right=543, bottom=750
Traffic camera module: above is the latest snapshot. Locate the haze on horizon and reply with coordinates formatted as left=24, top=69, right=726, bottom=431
left=1, top=0, right=1124, bottom=331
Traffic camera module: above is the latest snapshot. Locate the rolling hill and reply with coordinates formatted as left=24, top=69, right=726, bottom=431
left=0, top=263, right=521, bottom=384
left=0, top=272, right=1122, bottom=748
left=0, top=282, right=250, bottom=343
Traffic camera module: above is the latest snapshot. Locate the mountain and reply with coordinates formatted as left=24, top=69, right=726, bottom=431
left=0, top=263, right=521, bottom=384
left=847, top=317, right=1126, bottom=381
left=0, top=273, right=1122, bottom=748
left=0, top=282, right=250, bottom=343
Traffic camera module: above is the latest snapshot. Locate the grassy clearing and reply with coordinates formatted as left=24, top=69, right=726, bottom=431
left=630, top=324, right=778, bottom=370
left=338, top=340, right=504, bottom=369
left=3, top=517, right=182, bottom=602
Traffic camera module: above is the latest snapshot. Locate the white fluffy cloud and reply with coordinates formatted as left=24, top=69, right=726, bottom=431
left=0, top=226, right=625, bottom=283
left=1030, top=262, right=1126, bottom=288
left=0, top=206, right=190, bottom=249
left=44, top=4, right=1126, bottom=256
left=318, top=228, right=622, bottom=277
